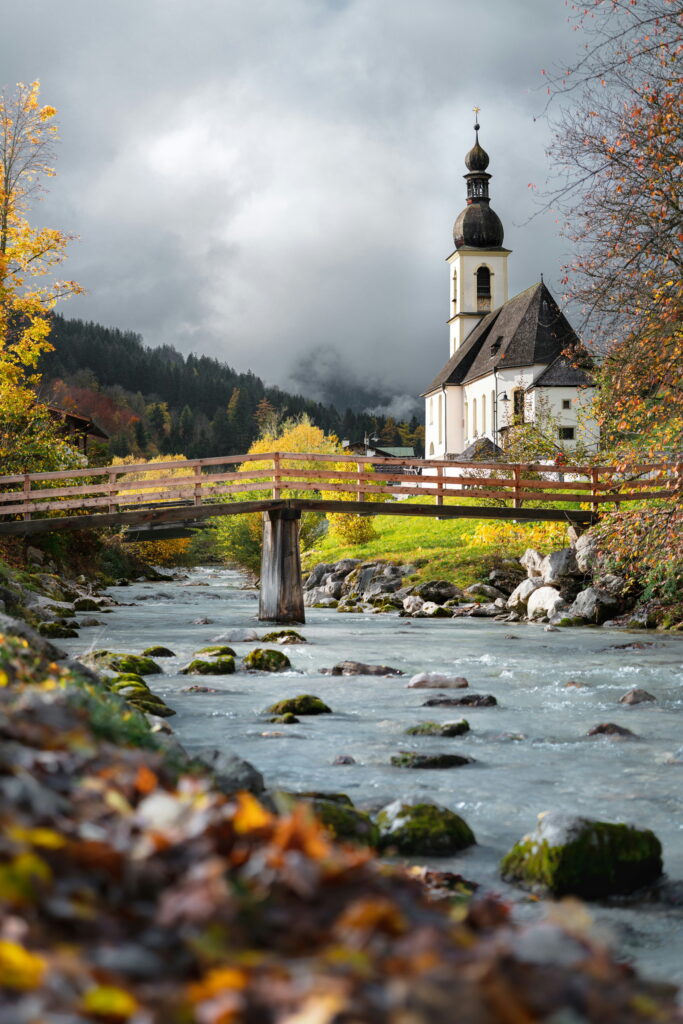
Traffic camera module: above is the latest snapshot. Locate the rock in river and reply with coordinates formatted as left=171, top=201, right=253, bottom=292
left=267, top=695, right=331, bottom=715
left=619, top=688, right=656, bottom=705
left=501, top=812, right=662, bottom=898
left=406, top=672, right=468, bottom=689
left=80, top=650, right=163, bottom=676
left=587, top=722, right=637, bottom=738
left=142, top=645, right=176, bottom=657
left=180, top=657, right=236, bottom=676
left=390, top=751, right=474, bottom=769
left=326, top=660, right=403, bottom=677
left=405, top=720, right=470, bottom=737
left=376, top=798, right=475, bottom=855
left=423, top=694, right=497, bottom=708
left=243, top=648, right=291, bottom=672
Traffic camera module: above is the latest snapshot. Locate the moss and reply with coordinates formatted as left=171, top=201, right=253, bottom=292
left=269, top=712, right=300, bottom=724
left=73, top=597, right=100, bottom=611
left=243, top=648, right=291, bottom=672
left=81, top=651, right=163, bottom=676
left=267, top=695, right=331, bottom=715
left=261, top=630, right=307, bottom=644
left=127, top=695, right=176, bottom=718
left=142, top=646, right=176, bottom=657
left=310, top=799, right=380, bottom=848
left=500, top=817, right=663, bottom=898
left=194, top=645, right=236, bottom=657
left=405, top=720, right=470, bottom=737
left=180, top=657, right=236, bottom=676
left=376, top=802, right=476, bottom=856
left=390, top=751, right=473, bottom=769
left=37, top=622, right=79, bottom=639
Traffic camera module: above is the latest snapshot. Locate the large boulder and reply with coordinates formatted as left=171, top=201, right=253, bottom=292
left=308, top=798, right=379, bottom=848
left=520, top=549, right=544, bottom=578
left=413, top=580, right=462, bottom=604
left=403, top=595, right=424, bottom=615
left=501, top=812, right=662, bottom=898
left=267, top=694, right=331, bottom=715
left=406, top=672, right=468, bottom=689
left=419, top=601, right=452, bottom=618
left=304, top=563, right=335, bottom=590
left=376, top=798, right=475, bottom=855
left=390, top=751, right=474, bottom=769
left=243, top=648, right=291, bottom=672
left=540, top=548, right=579, bottom=586
left=80, top=650, right=163, bottom=676
left=193, top=749, right=265, bottom=795
left=327, top=661, right=403, bottom=677
left=575, top=531, right=600, bottom=573
left=526, top=587, right=567, bottom=620
left=567, top=587, right=618, bottom=624
left=506, top=578, right=545, bottom=611
left=464, top=583, right=507, bottom=601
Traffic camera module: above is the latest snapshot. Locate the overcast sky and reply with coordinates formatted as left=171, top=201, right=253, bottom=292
left=2, top=0, right=580, bottom=414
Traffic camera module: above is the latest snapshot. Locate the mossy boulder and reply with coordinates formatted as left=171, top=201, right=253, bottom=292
left=261, top=629, right=307, bottom=644
left=81, top=650, right=163, bottom=675
left=267, top=695, right=331, bottom=715
left=180, top=657, right=236, bottom=676
left=310, top=798, right=379, bottom=847
left=390, top=751, right=473, bottom=769
left=269, top=712, right=300, bottom=724
left=73, top=597, right=101, bottom=612
left=142, top=645, right=176, bottom=657
left=405, top=720, right=470, bottom=737
left=127, top=693, right=176, bottom=718
left=500, top=812, right=663, bottom=898
left=195, top=645, right=236, bottom=657
left=243, top=648, right=291, bottom=672
left=37, top=621, right=78, bottom=639
left=376, top=798, right=475, bottom=856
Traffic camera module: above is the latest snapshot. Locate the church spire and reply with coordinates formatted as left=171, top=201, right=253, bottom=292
left=453, top=113, right=504, bottom=249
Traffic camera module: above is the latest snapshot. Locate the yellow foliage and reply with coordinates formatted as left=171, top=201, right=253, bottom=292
left=81, top=985, right=139, bottom=1019
left=465, top=519, right=566, bottom=553
left=127, top=537, right=192, bottom=566
left=0, top=940, right=46, bottom=990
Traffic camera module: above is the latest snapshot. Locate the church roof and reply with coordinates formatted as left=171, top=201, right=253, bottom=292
left=423, top=282, right=591, bottom=394
left=528, top=353, right=594, bottom=388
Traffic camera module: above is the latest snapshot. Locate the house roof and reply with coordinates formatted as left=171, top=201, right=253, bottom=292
left=423, top=282, right=591, bottom=395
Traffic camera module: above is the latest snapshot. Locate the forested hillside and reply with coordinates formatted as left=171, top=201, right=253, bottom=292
left=40, top=315, right=424, bottom=460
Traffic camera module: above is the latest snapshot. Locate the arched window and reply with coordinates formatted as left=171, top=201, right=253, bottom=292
left=513, top=388, right=525, bottom=424
left=452, top=268, right=458, bottom=314
left=428, top=396, right=434, bottom=425
left=464, top=401, right=468, bottom=434
left=491, top=390, right=495, bottom=432
left=428, top=442, right=434, bottom=457
left=476, top=266, right=491, bottom=312
left=437, top=393, right=443, bottom=444
left=481, top=393, right=486, bottom=434
left=472, top=398, right=478, bottom=437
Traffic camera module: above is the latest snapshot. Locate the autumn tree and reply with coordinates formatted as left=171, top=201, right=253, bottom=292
left=0, top=81, right=82, bottom=471
left=544, top=0, right=683, bottom=582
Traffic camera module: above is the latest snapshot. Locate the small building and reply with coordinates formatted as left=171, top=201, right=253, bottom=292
left=422, top=119, right=598, bottom=460
left=47, top=406, right=109, bottom=455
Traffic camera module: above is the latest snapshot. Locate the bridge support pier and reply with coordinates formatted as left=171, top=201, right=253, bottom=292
left=259, top=508, right=305, bottom=624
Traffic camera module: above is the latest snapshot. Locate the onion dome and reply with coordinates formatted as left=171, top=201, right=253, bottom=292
left=453, top=117, right=504, bottom=250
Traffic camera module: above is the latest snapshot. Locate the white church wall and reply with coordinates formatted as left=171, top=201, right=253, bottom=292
left=528, top=387, right=599, bottom=452
left=447, top=247, right=510, bottom=354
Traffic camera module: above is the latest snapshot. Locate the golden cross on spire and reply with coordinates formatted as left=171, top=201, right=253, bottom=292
left=473, top=105, right=480, bottom=117
left=473, top=106, right=481, bottom=133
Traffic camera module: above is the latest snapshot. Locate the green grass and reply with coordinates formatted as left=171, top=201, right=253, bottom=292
left=302, top=498, right=568, bottom=588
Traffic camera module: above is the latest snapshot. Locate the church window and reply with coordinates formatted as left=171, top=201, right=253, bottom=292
left=428, top=397, right=434, bottom=425
left=513, top=388, right=525, bottom=423
left=452, top=269, right=457, bottom=314
left=558, top=427, right=575, bottom=441
left=464, top=401, right=468, bottom=432
left=491, top=390, right=495, bottom=429
left=481, top=394, right=486, bottom=434
left=562, top=399, right=571, bottom=410
left=472, top=398, right=477, bottom=437
left=429, top=442, right=434, bottom=456
left=476, top=266, right=491, bottom=312
left=437, top=394, right=443, bottom=444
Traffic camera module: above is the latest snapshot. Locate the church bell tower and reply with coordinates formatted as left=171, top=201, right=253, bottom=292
left=447, top=115, right=511, bottom=355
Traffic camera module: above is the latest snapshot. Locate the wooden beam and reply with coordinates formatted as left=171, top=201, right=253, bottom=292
left=284, top=499, right=598, bottom=524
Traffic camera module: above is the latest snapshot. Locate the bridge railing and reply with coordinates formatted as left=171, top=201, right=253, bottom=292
left=0, top=451, right=680, bottom=522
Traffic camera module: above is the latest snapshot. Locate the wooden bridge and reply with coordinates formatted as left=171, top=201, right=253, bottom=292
left=0, top=451, right=679, bottom=623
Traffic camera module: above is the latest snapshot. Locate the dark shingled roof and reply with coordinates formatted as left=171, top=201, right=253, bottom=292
left=529, top=354, right=594, bottom=388
left=423, top=282, right=591, bottom=395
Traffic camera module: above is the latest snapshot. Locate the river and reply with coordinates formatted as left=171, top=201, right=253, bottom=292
left=61, top=564, right=683, bottom=991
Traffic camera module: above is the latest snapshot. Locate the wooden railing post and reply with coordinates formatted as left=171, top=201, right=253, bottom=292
left=23, top=474, right=31, bottom=521
left=513, top=465, right=523, bottom=509
left=356, top=462, right=366, bottom=502
left=194, top=464, right=202, bottom=506
left=590, top=468, right=600, bottom=513
left=272, top=452, right=281, bottom=499
left=435, top=467, right=444, bottom=506
left=107, top=470, right=118, bottom=514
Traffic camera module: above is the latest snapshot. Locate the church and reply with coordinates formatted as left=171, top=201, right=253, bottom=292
left=422, top=118, right=597, bottom=460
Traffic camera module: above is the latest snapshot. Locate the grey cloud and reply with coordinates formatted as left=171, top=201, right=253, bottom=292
left=2, top=0, right=579, bottom=402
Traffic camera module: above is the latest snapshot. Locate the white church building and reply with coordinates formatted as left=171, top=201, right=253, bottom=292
left=423, top=119, right=597, bottom=460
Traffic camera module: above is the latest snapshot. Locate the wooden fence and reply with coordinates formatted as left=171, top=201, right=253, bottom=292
left=0, top=452, right=680, bottom=524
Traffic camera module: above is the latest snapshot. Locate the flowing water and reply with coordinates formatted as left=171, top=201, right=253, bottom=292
left=61, top=565, right=683, bottom=990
